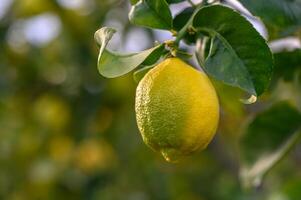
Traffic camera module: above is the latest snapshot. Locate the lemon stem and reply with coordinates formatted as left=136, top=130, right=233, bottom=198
left=174, top=3, right=203, bottom=46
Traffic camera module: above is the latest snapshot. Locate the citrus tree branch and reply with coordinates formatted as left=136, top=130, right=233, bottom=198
left=174, top=3, right=203, bottom=46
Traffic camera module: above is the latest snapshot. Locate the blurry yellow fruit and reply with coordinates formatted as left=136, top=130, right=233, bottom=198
left=135, top=58, right=219, bottom=162
left=75, top=139, right=117, bottom=173
left=33, top=94, right=70, bottom=130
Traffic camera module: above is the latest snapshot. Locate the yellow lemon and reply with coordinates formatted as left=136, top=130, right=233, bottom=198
left=135, top=58, right=219, bottom=162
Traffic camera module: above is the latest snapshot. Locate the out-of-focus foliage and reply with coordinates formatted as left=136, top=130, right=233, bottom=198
left=95, top=27, right=165, bottom=78
left=240, top=0, right=301, bottom=39
left=240, top=101, right=301, bottom=188
left=0, top=0, right=301, bottom=200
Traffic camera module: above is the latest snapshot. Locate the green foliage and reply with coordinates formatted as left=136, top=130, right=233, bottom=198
left=93, top=2, right=300, bottom=190
left=240, top=101, right=301, bottom=188
left=129, top=0, right=173, bottom=30
left=102, top=4, right=274, bottom=99
left=239, top=0, right=301, bottom=38
left=274, top=49, right=301, bottom=81
left=166, top=0, right=186, bottom=4
left=193, top=5, right=273, bottom=97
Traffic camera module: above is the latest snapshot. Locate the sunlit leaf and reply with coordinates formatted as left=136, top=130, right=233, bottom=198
left=94, top=27, right=165, bottom=78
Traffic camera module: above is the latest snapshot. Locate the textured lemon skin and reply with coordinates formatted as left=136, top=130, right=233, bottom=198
left=135, top=58, right=219, bottom=162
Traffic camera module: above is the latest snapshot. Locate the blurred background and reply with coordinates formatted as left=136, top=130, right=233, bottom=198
left=0, top=0, right=301, bottom=199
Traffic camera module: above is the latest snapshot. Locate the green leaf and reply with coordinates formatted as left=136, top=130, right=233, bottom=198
left=240, top=101, right=301, bottom=188
left=239, top=0, right=301, bottom=39
left=174, top=7, right=194, bottom=30
left=129, top=0, right=173, bottom=30
left=193, top=5, right=274, bottom=97
left=133, top=65, right=154, bottom=83
left=274, top=49, right=301, bottom=81
left=94, top=27, right=165, bottom=78
left=142, top=46, right=167, bottom=66
left=166, top=0, right=185, bottom=4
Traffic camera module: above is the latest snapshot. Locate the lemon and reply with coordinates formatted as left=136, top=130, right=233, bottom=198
left=135, top=58, right=219, bottom=162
